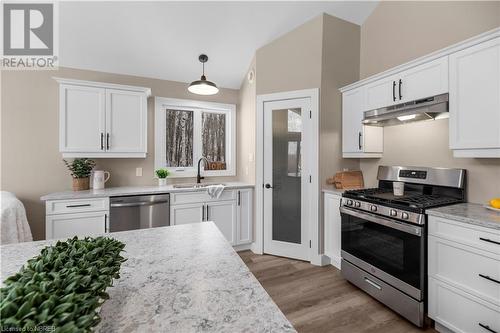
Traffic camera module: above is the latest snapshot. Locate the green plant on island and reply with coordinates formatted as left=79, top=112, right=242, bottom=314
left=0, top=236, right=126, bottom=332
left=63, top=158, right=96, bottom=179
left=155, top=168, right=170, bottom=179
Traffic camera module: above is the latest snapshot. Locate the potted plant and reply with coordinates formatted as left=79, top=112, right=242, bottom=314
left=155, top=168, right=170, bottom=186
left=64, top=158, right=96, bottom=191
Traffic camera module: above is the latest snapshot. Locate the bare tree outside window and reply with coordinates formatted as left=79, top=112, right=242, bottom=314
left=202, top=112, right=226, bottom=170
left=165, top=109, right=194, bottom=167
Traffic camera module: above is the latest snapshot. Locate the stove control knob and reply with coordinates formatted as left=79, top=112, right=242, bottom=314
left=346, top=200, right=353, bottom=206
left=370, top=205, right=378, bottom=212
left=401, top=212, right=409, bottom=220
left=390, top=209, right=397, bottom=217
left=354, top=201, right=361, bottom=208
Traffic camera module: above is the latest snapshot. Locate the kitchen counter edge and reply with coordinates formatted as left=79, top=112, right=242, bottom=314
left=427, top=202, right=500, bottom=231
left=41, top=182, right=255, bottom=201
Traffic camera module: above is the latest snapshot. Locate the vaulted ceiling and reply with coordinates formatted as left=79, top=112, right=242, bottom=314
left=60, top=1, right=378, bottom=89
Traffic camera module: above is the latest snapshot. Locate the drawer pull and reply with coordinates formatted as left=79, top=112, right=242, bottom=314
left=66, top=204, right=91, bottom=208
left=479, top=323, right=498, bottom=333
left=364, top=277, right=382, bottom=290
left=479, top=274, right=500, bottom=285
left=480, top=237, right=500, bottom=246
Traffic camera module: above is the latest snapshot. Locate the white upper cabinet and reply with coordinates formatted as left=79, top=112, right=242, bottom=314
left=59, top=85, right=105, bottom=153
left=399, top=56, right=448, bottom=103
left=364, top=74, right=399, bottom=111
left=105, top=89, right=147, bottom=154
left=449, top=37, right=500, bottom=158
left=56, top=78, right=151, bottom=158
left=342, top=87, right=383, bottom=158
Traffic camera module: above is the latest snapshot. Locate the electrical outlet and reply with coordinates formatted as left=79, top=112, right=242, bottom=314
left=136, top=167, right=143, bottom=177
left=248, top=153, right=254, bottom=162
left=245, top=166, right=249, bottom=176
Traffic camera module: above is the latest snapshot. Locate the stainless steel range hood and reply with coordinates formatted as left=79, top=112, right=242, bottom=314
left=363, top=93, right=449, bottom=127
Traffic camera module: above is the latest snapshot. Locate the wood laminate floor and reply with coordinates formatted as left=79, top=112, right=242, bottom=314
left=238, top=251, right=437, bottom=333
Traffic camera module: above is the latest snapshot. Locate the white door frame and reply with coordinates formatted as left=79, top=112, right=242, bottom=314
left=252, top=89, right=319, bottom=264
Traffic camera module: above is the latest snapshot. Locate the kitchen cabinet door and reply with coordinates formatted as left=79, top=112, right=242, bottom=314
left=324, top=193, right=341, bottom=269
left=105, top=89, right=147, bottom=154
left=342, top=87, right=364, bottom=154
left=59, top=84, right=105, bottom=153
left=237, top=189, right=253, bottom=245
left=342, top=87, right=383, bottom=158
left=364, top=75, right=399, bottom=111
left=449, top=37, right=500, bottom=157
left=207, top=200, right=237, bottom=245
left=46, top=211, right=106, bottom=239
left=170, top=203, right=205, bottom=225
left=399, top=56, right=448, bottom=103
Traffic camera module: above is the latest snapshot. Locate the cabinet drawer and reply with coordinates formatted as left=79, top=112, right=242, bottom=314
left=170, top=190, right=235, bottom=205
left=429, top=235, right=500, bottom=306
left=429, top=216, right=500, bottom=255
left=429, top=277, right=500, bottom=333
left=46, top=211, right=106, bottom=240
left=46, top=197, right=109, bottom=215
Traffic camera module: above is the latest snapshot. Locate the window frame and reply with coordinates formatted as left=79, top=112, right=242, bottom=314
left=154, top=97, right=236, bottom=178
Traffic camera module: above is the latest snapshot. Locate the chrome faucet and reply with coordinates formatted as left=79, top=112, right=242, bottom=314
left=197, top=157, right=209, bottom=184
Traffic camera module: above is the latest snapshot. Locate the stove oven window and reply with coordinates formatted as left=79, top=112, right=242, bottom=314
left=341, top=214, right=423, bottom=290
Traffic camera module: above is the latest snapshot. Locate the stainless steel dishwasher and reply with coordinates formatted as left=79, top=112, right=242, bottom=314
left=109, top=194, right=170, bottom=232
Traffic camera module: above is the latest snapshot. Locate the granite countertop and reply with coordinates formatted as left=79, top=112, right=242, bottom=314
left=427, top=203, right=500, bottom=231
left=40, top=182, right=254, bottom=201
left=1, top=223, right=295, bottom=333
left=322, top=185, right=345, bottom=195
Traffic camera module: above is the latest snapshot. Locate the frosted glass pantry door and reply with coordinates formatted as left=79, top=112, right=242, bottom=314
left=263, top=98, right=311, bottom=261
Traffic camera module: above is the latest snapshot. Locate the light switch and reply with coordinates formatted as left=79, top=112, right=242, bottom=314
left=248, top=153, right=254, bottom=162
left=245, top=166, right=249, bottom=176
left=136, top=167, right=143, bottom=176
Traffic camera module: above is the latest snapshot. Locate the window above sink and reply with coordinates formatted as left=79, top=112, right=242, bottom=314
left=154, top=97, right=236, bottom=178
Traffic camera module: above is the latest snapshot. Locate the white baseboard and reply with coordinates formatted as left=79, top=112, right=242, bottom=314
left=233, top=243, right=252, bottom=252
left=310, top=254, right=331, bottom=266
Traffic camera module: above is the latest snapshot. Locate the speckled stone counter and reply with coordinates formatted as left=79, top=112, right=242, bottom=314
left=427, top=203, right=500, bottom=231
left=40, top=182, right=254, bottom=201
left=1, top=223, right=295, bottom=333
left=322, top=185, right=345, bottom=196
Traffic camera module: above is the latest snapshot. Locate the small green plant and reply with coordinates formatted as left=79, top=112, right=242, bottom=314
left=155, top=168, right=170, bottom=179
left=0, top=236, right=126, bottom=332
left=63, top=158, right=96, bottom=178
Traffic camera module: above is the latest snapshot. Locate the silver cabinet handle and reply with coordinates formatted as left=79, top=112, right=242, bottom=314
left=106, top=133, right=110, bottom=150
left=202, top=204, right=205, bottom=221
left=364, top=277, right=382, bottom=290
left=206, top=204, right=209, bottom=220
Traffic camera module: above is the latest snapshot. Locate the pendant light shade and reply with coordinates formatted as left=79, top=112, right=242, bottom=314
left=188, top=54, right=219, bottom=95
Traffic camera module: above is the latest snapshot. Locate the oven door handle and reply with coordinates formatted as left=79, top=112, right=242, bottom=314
left=340, top=206, right=422, bottom=236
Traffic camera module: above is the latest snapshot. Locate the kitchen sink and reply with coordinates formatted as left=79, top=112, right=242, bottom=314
left=173, top=183, right=225, bottom=189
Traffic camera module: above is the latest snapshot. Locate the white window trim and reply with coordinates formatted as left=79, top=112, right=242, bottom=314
left=154, top=97, right=236, bottom=178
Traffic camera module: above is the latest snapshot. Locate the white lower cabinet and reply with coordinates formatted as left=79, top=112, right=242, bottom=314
left=170, top=188, right=253, bottom=247
left=207, top=201, right=237, bottom=245
left=428, top=216, right=500, bottom=333
left=324, top=192, right=342, bottom=269
left=170, top=202, right=205, bottom=225
left=45, top=198, right=109, bottom=239
left=46, top=211, right=107, bottom=239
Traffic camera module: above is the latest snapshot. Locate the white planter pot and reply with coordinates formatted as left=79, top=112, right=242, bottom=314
left=158, top=178, right=167, bottom=186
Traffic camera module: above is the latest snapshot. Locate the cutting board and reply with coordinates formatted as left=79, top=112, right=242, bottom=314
left=327, top=171, right=364, bottom=189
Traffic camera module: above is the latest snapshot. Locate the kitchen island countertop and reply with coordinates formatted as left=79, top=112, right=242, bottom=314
left=1, top=223, right=295, bottom=333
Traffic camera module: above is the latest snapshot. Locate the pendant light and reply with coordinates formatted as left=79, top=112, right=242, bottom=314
left=188, top=54, right=219, bottom=95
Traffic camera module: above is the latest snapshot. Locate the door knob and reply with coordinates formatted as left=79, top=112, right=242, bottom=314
left=265, top=183, right=273, bottom=189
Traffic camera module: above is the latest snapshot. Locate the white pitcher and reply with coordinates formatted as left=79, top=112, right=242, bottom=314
left=92, top=170, right=110, bottom=190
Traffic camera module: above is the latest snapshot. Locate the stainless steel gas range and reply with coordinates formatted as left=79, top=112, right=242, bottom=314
left=340, top=166, right=466, bottom=327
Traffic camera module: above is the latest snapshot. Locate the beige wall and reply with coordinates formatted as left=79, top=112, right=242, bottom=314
left=255, top=15, right=323, bottom=95
left=359, top=1, right=500, bottom=203
left=1, top=67, right=239, bottom=240
left=237, top=57, right=257, bottom=184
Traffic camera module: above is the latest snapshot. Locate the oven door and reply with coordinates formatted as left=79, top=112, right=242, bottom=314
left=340, top=206, right=425, bottom=300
